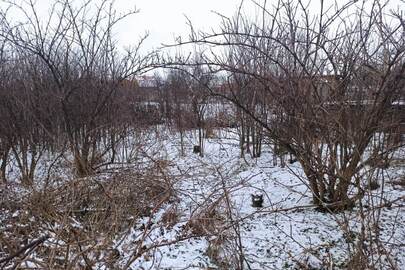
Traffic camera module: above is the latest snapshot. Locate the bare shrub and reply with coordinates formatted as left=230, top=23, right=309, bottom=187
left=169, top=0, right=405, bottom=211
left=185, top=197, right=225, bottom=237
left=161, top=204, right=180, bottom=229
left=0, top=162, right=174, bottom=269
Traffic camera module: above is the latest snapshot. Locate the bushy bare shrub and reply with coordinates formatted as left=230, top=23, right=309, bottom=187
left=0, top=163, right=174, bottom=269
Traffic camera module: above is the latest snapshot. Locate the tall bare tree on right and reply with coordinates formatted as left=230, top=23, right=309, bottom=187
left=177, top=0, right=405, bottom=210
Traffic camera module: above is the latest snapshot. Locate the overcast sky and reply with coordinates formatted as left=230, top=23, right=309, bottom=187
left=0, top=0, right=246, bottom=52
left=71, top=0, right=405, bottom=52
left=1, top=0, right=404, bottom=53
left=109, top=0, right=243, bottom=50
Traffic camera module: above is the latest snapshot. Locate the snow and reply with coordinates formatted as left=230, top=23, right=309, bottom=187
left=111, top=129, right=405, bottom=269
left=1, top=128, right=404, bottom=269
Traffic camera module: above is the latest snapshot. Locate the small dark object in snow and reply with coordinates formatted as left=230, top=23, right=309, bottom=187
left=251, top=194, right=264, bottom=208
left=289, top=157, right=298, bottom=164
left=193, top=145, right=201, bottom=153
left=368, top=180, right=380, bottom=190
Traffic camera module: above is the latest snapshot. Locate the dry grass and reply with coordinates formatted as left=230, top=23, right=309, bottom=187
left=185, top=197, right=224, bottom=237
left=0, top=164, right=174, bottom=269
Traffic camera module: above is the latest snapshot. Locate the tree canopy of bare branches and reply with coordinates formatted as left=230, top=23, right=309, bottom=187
left=167, top=0, right=405, bottom=210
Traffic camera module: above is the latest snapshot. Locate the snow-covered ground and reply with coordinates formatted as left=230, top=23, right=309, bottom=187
left=113, top=129, right=405, bottom=269
left=1, top=128, right=404, bottom=269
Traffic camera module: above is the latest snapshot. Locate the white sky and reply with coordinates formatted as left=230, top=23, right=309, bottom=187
left=0, top=0, right=246, bottom=53
left=113, top=0, right=404, bottom=49
left=1, top=0, right=404, bottom=53
left=106, top=0, right=243, bottom=50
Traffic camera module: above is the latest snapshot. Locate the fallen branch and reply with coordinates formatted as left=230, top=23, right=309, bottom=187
left=0, top=235, right=49, bottom=266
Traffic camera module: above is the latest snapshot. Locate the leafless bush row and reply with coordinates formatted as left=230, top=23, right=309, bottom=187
left=0, top=0, right=404, bottom=269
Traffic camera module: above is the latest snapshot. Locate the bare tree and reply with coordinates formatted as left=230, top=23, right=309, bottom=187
left=0, top=0, right=154, bottom=178
left=171, top=0, right=405, bottom=210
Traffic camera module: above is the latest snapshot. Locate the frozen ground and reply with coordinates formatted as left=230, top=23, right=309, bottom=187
left=114, top=129, right=405, bottom=269
left=1, top=128, right=404, bottom=269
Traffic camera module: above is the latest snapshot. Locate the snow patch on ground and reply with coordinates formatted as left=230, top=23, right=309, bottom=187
left=119, top=129, right=405, bottom=269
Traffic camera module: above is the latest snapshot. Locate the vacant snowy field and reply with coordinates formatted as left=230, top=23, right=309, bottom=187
left=1, top=128, right=404, bottom=269
left=114, top=129, right=405, bottom=269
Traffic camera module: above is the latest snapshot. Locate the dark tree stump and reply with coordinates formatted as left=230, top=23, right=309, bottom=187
left=193, top=145, right=201, bottom=154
